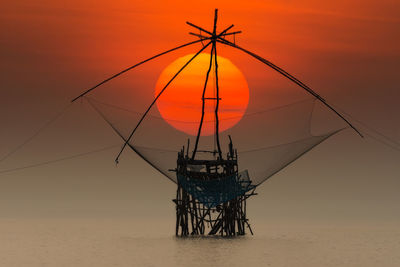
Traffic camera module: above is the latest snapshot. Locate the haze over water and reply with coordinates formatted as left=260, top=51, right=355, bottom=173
left=1, top=0, right=399, bottom=266
left=0, top=151, right=399, bottom=266
left=1, top=218, right=399, bottom=266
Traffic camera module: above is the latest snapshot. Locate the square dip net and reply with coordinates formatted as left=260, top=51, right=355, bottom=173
left=83, top=42, right=348, bottom=190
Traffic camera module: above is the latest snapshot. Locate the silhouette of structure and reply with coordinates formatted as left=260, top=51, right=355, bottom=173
left=171, top=10, right=257, bottom=236
left=174, top=135, right=256, bottom=235
left=72, top=9, right=362, bottom=237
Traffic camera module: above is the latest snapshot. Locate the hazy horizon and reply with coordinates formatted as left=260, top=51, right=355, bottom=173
left=0, top=1, right=399, bottom=266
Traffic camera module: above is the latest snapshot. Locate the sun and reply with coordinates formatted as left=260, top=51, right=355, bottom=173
left=155, top=53, right=249, bottom=136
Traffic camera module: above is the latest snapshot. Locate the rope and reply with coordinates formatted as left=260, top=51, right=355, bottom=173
left=0, top=103, right=73, bottom=163
left=362, top=132, right=400, bottom=152
left=240, top=129, right=343, bottom=154
left=331, top=104, right=400, bottom=152
left=87, top=96, right=313, bottom=123
left=0, top=144, right=119, bottom=175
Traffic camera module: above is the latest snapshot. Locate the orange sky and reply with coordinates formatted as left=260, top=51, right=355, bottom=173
left=0, top=0, right=400, bottom=225
left=1, top=0, right=399, bottom=154
left=155, top=53, right=249, bottom=135
left=3, top=0, right=399, bottom=66
left=2, top=0, right=399, bottom=103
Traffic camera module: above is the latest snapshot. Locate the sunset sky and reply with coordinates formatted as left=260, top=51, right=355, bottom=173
left=0, top=0, right=399, bottom=223
left=155, top=53, right=249, bottom=136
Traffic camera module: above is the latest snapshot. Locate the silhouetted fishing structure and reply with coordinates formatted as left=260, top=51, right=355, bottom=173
left=71, top=9, right=362, bottom=236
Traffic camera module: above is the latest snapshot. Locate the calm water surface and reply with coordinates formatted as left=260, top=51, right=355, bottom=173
left=0, top=218, right=398, bottom=266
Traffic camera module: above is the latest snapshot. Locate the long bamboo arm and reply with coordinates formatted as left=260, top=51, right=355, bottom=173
left=216, top=37, right=363, bottom=137
left=71, top=38, right=210, bottom=102
left=114, top=40, right=213, bottom=163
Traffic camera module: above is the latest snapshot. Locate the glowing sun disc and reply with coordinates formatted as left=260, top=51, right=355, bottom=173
left=155, top=53, right=249, bottom=136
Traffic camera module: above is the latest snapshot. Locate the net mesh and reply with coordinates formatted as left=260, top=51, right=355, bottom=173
left=83, top=43, right=346, bottom=187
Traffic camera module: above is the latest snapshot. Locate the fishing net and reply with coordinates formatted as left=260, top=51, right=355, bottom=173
left=83, top=41, right=346, bottom=187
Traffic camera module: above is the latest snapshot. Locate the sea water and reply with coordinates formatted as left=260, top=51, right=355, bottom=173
left=0, top=218, right=398, bottom=266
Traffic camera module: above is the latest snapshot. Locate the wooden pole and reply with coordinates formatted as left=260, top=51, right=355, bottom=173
left=71, top=38, right=209, bottom=102
left=216, top=37, right=363, bottom=138
left=192, top=44, right=214, bottom=159
left=114, top=41, right=212, bottom=163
